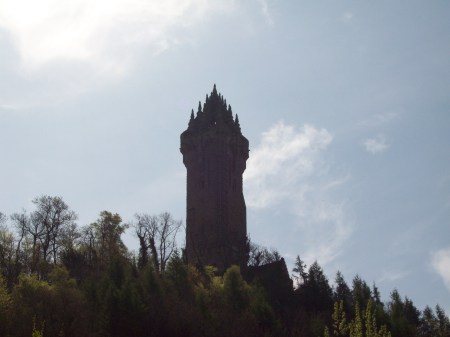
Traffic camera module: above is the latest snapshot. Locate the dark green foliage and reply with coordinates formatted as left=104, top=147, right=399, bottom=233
left=352, top=275, right=372, bottom=313
left=387, top=289, right=420, bottom=337
left=1, top=199, right=449, bottom=337
left=290, top=260, right=334, bottom=336
left=334, top=271, right=352, bottom=314
left=297, top=261, right=333, bottom=312
left=10, top=267, right=87, bottom=337
left=0, top=273, right=11, bottom=336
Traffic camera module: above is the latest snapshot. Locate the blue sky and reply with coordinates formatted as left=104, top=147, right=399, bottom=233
left=1, top=0, right=449, bottom=313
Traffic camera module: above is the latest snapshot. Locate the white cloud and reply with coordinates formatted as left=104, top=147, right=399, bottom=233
left=245, top=121, right=353, bottom=266
left=244, top=121, right=332, bottom=208
left=301, top=199, right=353, bottom=266
left=431, top=248, right=450, bottom=292
left=0, top=0, right=235, bottom=75
left=363, top=134, right=389, bottom=154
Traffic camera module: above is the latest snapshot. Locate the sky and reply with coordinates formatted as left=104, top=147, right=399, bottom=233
left=1, top=0, right=449, bottom=314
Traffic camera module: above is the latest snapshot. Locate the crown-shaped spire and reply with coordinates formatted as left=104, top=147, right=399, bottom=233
left=186, top=85, right=242, bottom=134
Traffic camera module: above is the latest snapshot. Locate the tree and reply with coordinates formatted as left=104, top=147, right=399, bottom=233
left=10, top=268, right=87, bottom=337
left=133, top=212, right=181, bottom=273
left=11, top=196, right=77, bottom=271
left=292, top=255, right=308, bottom=287
left=348, top=302, right=363, bottom=337
left=0, top=273, right=11, bottom=336
left=134, top=213, right=152, bottom=270
left=11, top=210, right=38, bottom=273
left=334, top=271, right=352, bottom=314
left=32, top=196, right=78, bottom=264
left=419, top=306, right=437, bottom=337
left=89, top=211, right=128, bottom=267
left=247, top=242, right=282, bottom=267
left=352, top=275, right=372, bottom=313
left=332, top=301, right=348, bottom=336
left=325, top=300, right=392, bottom=337
left=435, top=305, right=450, bottom=337
left=223, top=265, right=250, bottom=312
left=0, top=223, right=17, bottom=288
left=59, top=222, right=81, bottom=253
left=302, top=261, right=333, bottom=311
left=387, top=289, right=419, bottom=337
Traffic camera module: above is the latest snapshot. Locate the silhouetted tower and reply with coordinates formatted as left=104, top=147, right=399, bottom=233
left=180, top=85, right=249, bottom=272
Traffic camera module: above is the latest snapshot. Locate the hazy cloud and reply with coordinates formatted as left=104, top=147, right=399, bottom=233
left=341, top=11, right=354, bottom=22
left=245, top=121, right=353, bottom=266
left=245, top=121, right=332, bottom=208
left=363, top=134, right=389, bottom=154
left=0, top=0, right=235, bottom=74
left=257, top=0, right=274, bottom=26
left=0, top=0, right=240, bottom=103
left=431, top=248, right=450, bottom=292
left=300, top=199, right=353, bottom=266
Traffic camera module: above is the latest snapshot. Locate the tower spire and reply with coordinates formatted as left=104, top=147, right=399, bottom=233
left=188, top=109, right=195, bottom=128
left=235, top=114, right=241, bottom=131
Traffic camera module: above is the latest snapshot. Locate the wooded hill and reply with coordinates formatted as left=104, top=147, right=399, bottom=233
left=0, top=196, right=449, bottom=337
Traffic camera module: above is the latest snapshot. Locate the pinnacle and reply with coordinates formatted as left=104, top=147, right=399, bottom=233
left=186, top=86, right=242, bottom=134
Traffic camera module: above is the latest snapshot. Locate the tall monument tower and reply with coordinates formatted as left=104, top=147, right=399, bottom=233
left=180, top=85, right=249, bottom=271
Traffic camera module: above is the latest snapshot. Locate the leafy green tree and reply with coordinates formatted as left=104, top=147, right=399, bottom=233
left=326, top=300, right=392, bottom=337
left=89, top=211, right=128, bottom=268
left=0, top=273, right=11, bottom=336
left=332, top=301, right=348, bottom=336
left=349, top=302, right=363, bottom=337
left=165, top=250, right=194, bottom=301
left=47, top=266, right=88, bottom=337
left=10, top=273, right=52, bottom=337
left=0, top=221, right=18, bottom=288
left=10, top=266, right=88, bottom=337
left=223, top=265, right=250, bottom=312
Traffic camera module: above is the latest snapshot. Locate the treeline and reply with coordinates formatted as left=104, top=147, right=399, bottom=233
left=0, top=195, right=449, bottom=337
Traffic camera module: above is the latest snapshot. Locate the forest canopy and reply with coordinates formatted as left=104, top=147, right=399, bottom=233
left=0, top=196, right=449, bottom=337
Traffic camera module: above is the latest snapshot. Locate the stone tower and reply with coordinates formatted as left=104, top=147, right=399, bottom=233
left=180, top=85, right=249, bottom=272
